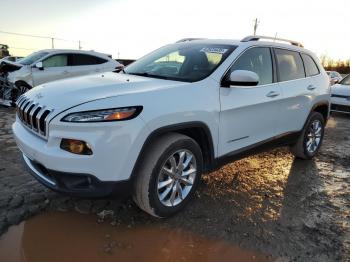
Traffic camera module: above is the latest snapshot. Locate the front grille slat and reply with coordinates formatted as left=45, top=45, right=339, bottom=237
left=21, top=101, right=30, bottom=121
left=15, top=96, right=53, bottom=139
left=23, top=101, right=33, bottom=125
left=32, top=106, right=41, bottom=130
left=29, top=104, right=39, bottom=127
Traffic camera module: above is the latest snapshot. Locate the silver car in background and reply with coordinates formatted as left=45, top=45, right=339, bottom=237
left=331, top=74, right=350, bottom=114
left=326, top=71, right=342, bottom=85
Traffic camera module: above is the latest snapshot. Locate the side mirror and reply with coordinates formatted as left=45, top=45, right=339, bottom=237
left=224, top=70, right=259, bottom=87
left=35, top=62, right=44, bottom=70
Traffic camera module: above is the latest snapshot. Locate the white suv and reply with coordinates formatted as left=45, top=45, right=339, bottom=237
left=0, top=49, right=122, bottom=105
left=12, top=36, right=330, bottom=217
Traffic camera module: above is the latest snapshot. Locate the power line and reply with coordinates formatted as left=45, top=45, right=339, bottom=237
left=0, top=29, right=73, bottom=42
left=0, top=29, right=82, bottom=49
left=9, top=46, right=38, bottom=51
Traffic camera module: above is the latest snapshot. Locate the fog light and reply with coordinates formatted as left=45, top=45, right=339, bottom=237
left=60, top=139, right=93, bottom=155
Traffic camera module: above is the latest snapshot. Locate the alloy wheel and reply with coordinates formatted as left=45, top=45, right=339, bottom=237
left=305, top=119, right=323, bottom=153
left=157, top=150, right=197, bottom=207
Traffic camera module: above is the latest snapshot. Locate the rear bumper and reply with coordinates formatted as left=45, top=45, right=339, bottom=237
left=22, top=153, right=132, bottom=198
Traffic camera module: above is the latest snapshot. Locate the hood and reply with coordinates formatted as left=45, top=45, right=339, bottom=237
left=0, top=60, right=23, bottom=74
left=331, top=84, right=350, bottom=96
left=22, top=72, right=187, bottom=113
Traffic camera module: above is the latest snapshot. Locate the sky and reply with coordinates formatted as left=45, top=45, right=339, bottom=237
left=1, top=0, right=349, bottom=60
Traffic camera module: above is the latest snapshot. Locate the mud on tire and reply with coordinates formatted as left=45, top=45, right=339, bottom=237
left=290, top=111, right=325, bottom=160
left=132, top=133, right=203, bottom=218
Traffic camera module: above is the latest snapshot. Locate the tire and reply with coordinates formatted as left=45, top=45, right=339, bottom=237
left=290, top=111, right=325, bottom=160
left=133, top=133, right=203, bottom=218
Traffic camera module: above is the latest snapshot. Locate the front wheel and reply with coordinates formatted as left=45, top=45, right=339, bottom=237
left=290, top=111, right=325, bottom=159
left=133, top=133, right=203, bottom=218
left=11, top=84, right=31, bottom=103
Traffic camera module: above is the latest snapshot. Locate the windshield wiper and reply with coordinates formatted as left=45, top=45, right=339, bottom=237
left=128, top=72, right=171, bottom=80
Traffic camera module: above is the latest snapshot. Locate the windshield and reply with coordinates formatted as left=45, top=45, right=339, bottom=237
left=340, top=74, right=350, bottom=85
left=19, top=51, right=49, bottom=65
left=125, top=43, right=236, bottom=82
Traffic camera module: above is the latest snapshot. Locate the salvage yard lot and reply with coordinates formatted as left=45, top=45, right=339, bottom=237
left=0, top=107, right=349, bottom=261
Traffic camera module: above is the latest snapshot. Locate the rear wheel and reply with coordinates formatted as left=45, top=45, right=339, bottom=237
left=133, top=133, right=203, bottom=217
left=290, top=112, right=325, bottom=159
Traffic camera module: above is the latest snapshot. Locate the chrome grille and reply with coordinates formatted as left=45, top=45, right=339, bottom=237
left=16, top=96, right=53, bottom=139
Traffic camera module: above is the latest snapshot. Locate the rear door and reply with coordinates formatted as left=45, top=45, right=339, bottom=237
left=274, top=48, right=311, bottom=134
left=68, top=54, right=108, bottom=77
left=32, top=54, right=70, bottom=86
left=219, top=47, right=284, bottom=156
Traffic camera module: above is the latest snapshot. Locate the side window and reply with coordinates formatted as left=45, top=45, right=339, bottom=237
left=275, top=49, right=305, bottom=81
left=230, top=47, right=273, bottom=85
left=70, top=54, right=107, bottom=66
left=42, top=55, right=68, bottom=68
left=301, top=53, right=319, bottom=77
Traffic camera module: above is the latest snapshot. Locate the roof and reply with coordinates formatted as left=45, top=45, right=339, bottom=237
left=36, top=49, right=112, bottom=58
left=175, top=36, right=308, bottom=52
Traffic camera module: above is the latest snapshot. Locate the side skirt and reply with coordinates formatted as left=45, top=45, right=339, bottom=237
left=212, top=131, right=301, bottom=171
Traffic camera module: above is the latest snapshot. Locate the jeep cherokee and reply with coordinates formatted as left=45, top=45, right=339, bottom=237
left=12, top=36, right=330, bottom=217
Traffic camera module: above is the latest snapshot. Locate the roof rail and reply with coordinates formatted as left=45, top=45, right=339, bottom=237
left=176, top=38, right=205, bottom=43
left=241, top=35, right=304, bottom=48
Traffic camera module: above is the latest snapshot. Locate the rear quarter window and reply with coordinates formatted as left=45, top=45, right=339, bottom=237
left=69, top=54, right=107, bottom=66
left=301, top=54, right=320, bottom=77
left=275, top=49, right=305, bottom=82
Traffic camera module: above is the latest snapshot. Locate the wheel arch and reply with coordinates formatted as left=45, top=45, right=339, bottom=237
left=131, top=121, right=215, bottom=181
left=311, top=101, right=330, bottom=124
left=14, top=80, right=32, bottom=89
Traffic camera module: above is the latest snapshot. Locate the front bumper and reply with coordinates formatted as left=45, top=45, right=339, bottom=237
left=12, top=110, right=148, bottom=185
left=22, top=154, right=131, bottom=197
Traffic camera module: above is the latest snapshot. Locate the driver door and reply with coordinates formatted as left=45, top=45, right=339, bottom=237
left=219, top=47, right=284, bottom=156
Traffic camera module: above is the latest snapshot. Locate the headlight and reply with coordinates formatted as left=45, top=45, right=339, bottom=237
left=61, top=106, right=142, bottom=122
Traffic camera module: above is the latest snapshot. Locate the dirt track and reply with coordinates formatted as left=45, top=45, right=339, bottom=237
left=0, top=107, right=349, bottom=261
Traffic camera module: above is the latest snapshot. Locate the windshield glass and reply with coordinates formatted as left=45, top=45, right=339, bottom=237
left=340, top=74, right=350, bottom=85
left=19, top=51, right=49, bottom=65
left=125, top=43, right=236, bottom=82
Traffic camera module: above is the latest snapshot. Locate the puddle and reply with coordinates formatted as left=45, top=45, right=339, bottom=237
left=0, top=212, right=276, bottom=262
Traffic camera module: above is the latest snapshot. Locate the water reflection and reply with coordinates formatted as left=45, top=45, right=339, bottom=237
left=0, top=212, right=274, bottom=262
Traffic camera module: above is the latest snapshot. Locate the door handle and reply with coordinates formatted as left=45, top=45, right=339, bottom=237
left=95, top=69, right=101, bottom=72
left=62, top=70, right=69, bottom=75
left=266, top=91, right=280, bottom=98
left=307, top=85, right=316, bottom=90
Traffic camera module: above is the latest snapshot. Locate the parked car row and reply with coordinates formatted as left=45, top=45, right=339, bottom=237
left=0, top=49, right=123, bottom=106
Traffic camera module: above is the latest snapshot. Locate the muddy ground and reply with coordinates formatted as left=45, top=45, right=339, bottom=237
left=0, top=107, right=349, bottom=261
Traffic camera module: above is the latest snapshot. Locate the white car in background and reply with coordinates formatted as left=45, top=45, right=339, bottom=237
left=326, top=71, right=342, bottom=85
left=331, top=74, right=350, bottom=114
left=0, top=49, right=122, bottom=104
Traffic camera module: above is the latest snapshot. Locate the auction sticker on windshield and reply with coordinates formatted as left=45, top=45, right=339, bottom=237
left=200, top=47, right=228, bottom=54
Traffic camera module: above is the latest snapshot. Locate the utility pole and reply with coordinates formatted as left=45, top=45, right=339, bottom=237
left=253, top=18, right=259, bottom=36
left=78, top=40, right=82, bottom=50
left=51, top=38, right=55, bottom=49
